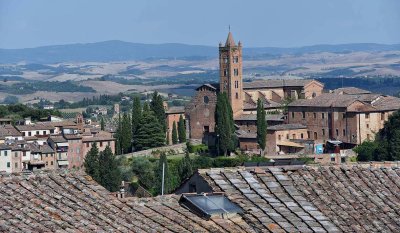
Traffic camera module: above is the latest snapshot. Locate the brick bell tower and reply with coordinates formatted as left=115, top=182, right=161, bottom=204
left=219, top=31, right=244, bottom=117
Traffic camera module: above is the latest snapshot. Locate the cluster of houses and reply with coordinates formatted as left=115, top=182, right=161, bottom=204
left=183, top=32, right=400, bottom=159
left=0, top=114, right=115, bottom=173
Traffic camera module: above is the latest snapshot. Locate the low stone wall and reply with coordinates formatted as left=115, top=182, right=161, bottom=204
left=118, top=143, right=186, bottom=158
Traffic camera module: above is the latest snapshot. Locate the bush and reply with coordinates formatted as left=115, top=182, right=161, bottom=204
left=354, top=141, right=378, bottom=161
left=193, top=156, right=213, bottom=169
left=213, top=157, right=243, bottom=167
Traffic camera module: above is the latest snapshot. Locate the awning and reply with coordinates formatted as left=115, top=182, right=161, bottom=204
left=327, top=140, right=342, bottom=145
left=57, top=160, right=69, bottom=166
left=277, top=141, right=304, bottom=148
left=56, top=142, right=69, bottom=147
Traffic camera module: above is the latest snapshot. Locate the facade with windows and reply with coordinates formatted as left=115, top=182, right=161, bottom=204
left=0, top=145, right=12, bottom=173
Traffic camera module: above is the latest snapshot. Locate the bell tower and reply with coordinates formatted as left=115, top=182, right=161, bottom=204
left=219, top=31, right=243, bottom=116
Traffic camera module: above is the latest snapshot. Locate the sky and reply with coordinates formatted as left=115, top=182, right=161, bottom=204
left=0, top=0, right=399, bottom=49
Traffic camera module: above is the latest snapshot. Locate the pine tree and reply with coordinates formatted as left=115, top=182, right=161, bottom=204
left=98, top=146, right=122, bottom=192
left=178, top=114, right=186, bottom=143
left=143, top=102, right=150, bottom=112
left=155, top=152, right=171, bottom=194
left=150, top=91, right=167, bottom=133
left=83, top=142, right=100, bottom=181
left=100, top=117, right=105, bottom=131
left=172, top=121, right=178, bottom=144
left=178, top=151, right=193, bottom=181
left=257, top=98, right=267, bottom=155
left=135, top=110, right=166, bottom=150
left=131, top=96, right=141, bottom=135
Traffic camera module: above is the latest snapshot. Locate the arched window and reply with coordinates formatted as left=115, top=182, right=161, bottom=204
left=203, top=96, right=209, bottom=104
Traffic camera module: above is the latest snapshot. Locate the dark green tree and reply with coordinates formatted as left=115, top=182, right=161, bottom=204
left=98, top=146, right=122, bottom=192
left=143, top=102, right=150, bottom=112
left=155, top=152, right=171, bottom=194
left=172, top=121, right=178, bottom=144
left=178, top=151, right=193, bottom=181
left=215, top=93, right=235, bottom=156
left=131, top=157, right=155, bottom=190
left=354, top=140, right=378, bottom=161
left=83, top=142, right=100, bottom=181
left=115, top=114, right=122, bottom=155
left=100, top=117, right=105, bottom=131
left=150, top=91, right=166, bottom=133
left=131, top=96, right=141, bottom=135
left=257, top=98, right=267, bottom=155
left=120, top=113, right=132, bottom=153
left=135, top=110, right=166, bottom=150
left=178, top=114, right=186, bottom=143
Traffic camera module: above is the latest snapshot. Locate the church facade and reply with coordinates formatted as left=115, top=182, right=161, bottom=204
left=185, top=32, right=324, bottom=152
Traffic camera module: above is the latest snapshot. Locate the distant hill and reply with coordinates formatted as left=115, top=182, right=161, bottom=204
left=1, top=40, right=399, bottom=64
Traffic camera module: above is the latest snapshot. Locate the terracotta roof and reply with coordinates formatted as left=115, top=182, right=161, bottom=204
left=243, top=99, right=281, bottom=110
left=195, top=83, right=219, bottom=91
left=64, top=134, right=82, bottom=140
left=332, top=87, right=371, bottom=95
left=243, top=79, right=319, bottom=89
left=49, top=136, right=67, bottom=143
left=236, top=130, right=257, bottom=139
left=267, top=123, right=307, bottom=131
left=28, top=143, right=55, bottom=154
left=0, top=170, right=254, bottom=232
left=15, top=123, right=54, bottom=131
left=195, top=165, right=400, bottom=232
left=235, top=113, right=285, bottom=122
left=0, top=124, right=21, bottom=139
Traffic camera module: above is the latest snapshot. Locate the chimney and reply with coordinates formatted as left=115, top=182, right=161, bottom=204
left=117, top=181, right=126, bottom=199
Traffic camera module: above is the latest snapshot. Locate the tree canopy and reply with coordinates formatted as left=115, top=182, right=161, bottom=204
left=257, top=98, right=267, bottom=155
left=172, top=121, right=178, bottom=144
left=134, top=110, right=165, bottom=150
left=178, top=114, right=186, bottom=143
left=215, top=92, right=236, bottom=156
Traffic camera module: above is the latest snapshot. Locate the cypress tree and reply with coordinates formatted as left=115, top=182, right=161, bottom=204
left=120, top=113, right=132, bottom=154
left=257, top=98, right=267, bottom=155
left=150, top=91, right=167, bottom=133
left=172, top=121, right=178, bottom=144
left=143, top=102, right=150, bottom=112
left=135, top=110, right=166, bottom=150
left=178, top=151, right=193, bottom=181
left=83, top=142, right=100, bottom=181
left=100, top=117, right=105, bottom=131
left=215, top=93, right=235, bottom=156
left=155, top=152, right=171, bottom=194
left=98, top=146, right=122, bottom=192
left=115, top=113, right=122, bottom=155
left=131, top=96, right=141, bottom=135
left=178, top=114, right=186, bottom=143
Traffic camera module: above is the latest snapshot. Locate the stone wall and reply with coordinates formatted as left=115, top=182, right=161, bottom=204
left=118, top=143, right=186, bottom=158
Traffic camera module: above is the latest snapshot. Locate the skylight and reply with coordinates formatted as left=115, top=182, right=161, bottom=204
left=179, top=193, right=243, bottom=219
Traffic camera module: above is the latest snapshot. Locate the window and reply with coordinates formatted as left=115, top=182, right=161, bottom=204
left=366, top=124, right=369, bottom=129
left=233, top=56, right=239, bottom=63
left=51, top=161, right=54, bottom=165
left=46, top=162, right=48, bottom=166
left=313, top=113, right=317, bottom=119
left=291, top=112, right=295, bottom=119
left=336, top=129, right=339, bottom=137
left=286, top=134, right=289, bottom=139
left=322, top=129, right=325, bottom=136
left=4, top=151, right=7, bottom=156
left=28, top=132, right=32, bottom=136
left=36, top=131, right=39, bottom=135
left=342, top=113, right=346, bottom=119
left=86, top=143, right=90, bottom=147
left=292, top=134, right=296, bottom=139
left=302, top=111, right=306, bottom=119
left=50, top=129, right=54, bottom=134
left=23, top=132, right=26, bottom=136
left=301, top=133, right=304, bottom=139
left=223, top=57, right=228, bottom=64
left=223, top=69, right=227, bottom=76
left=100, top=142, right=103, bottom=147
left=278, top=135, right=281, bottom=140
left=381, top=113, right=385, bottom=120
left=234, top=81, right=239, bottom=88
left=314, top=132, right=318, bottom=140
left=307, top=131, right=311, bottom=139
left=234, top=69, right=238, bottom=76
left=15, top=162, right=18, bottom=168
left=7, top=162, right=10, bottom=168
left=365, top=113, right=370, bottom=119
left=343, top=129, right=346, bottom=136
left=312, top=92, right=317, bottom=98
left=203, top=96, right=209, bottom=104
left=179, top=193, right=243, bottom=219
left=204, top=126, right=209, bottom=133
left=235, top=93, right=239, bottom=99
left=58, top=153, right=62, bottom=159
left=331, top=157, right=335, bottom=162
left=14, top=152, right=18, bottom=157
left=43, top=131, right=46, bottom=135
left=322, top=113, right=325, bottom=119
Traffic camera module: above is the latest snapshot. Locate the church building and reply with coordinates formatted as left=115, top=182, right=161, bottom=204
left=185, top=32, right=323, bottom=153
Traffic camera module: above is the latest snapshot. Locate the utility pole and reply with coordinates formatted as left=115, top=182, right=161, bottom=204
left=161, top=162, right=165, bottom=195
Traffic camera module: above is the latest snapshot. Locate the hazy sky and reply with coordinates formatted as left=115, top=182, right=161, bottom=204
left=0, top=0, right=399, bottom=49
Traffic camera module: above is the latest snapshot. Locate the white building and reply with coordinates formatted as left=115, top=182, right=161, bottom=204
left=0, top=145, right=12, bottom=173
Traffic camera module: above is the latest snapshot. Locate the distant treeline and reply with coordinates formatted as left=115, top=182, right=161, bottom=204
left=0, top=81, right=96, bottom=95
left=316, top=77, right=400, bottom=96
left=0, top=104, right=62, bottom=122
